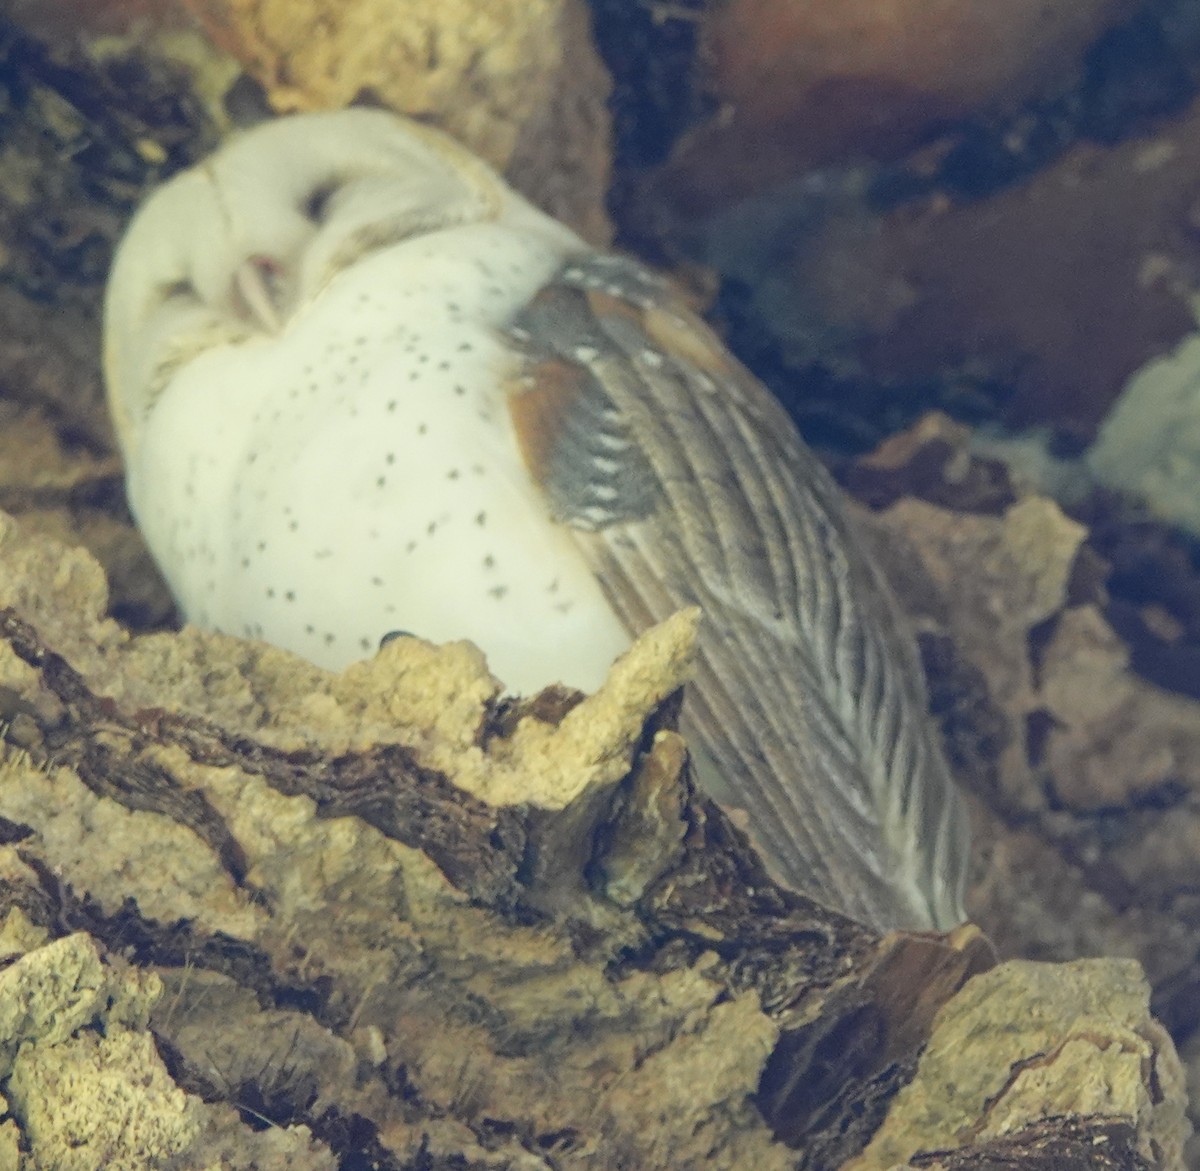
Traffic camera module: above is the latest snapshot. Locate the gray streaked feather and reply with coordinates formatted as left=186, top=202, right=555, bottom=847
left=507, top=256, right=969, bottom=930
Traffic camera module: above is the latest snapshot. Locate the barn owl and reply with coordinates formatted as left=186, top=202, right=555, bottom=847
left=104, top=108, right=969, bottom=931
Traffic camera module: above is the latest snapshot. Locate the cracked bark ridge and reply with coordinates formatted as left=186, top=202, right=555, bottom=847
left=910, top=1117, right=1152, bottom=1170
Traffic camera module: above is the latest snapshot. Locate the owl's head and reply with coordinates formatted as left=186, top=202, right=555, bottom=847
left=103, top=107, right=576, bottom=454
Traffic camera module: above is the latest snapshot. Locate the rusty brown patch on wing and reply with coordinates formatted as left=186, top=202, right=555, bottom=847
left=505, top=356, right=588, bottom=487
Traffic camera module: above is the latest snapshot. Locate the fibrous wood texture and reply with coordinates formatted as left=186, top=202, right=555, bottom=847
left=0, top=511, right=1185, bottom=1169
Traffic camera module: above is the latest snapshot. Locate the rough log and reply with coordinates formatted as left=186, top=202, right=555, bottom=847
left=0, top=14, right=1190, bottom=1169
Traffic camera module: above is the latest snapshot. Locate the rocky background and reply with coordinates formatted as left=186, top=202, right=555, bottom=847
left=2, top=1, right=1200, bottom=1167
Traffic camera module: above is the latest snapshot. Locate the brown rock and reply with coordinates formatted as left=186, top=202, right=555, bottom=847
left=772, top=92, right=1200, bottom=434
left=660, top=0, right=1134, bottom=215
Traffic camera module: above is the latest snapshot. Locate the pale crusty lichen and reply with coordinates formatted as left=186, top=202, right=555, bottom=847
left=0, top=907, right=49, bottom=961
left=468, top=607, right=700, bottom=808
left=0, top=932, right=159, bottom=1078
left=10, top=1028, right=202, bottom=1171
left=0, top=514, right=787, bottom=1168
left=0, top=897, right=339, bottom=1169
left=0, top=1105, right=17, bottom=1171
left=0, top=931, right=198, bottom=1171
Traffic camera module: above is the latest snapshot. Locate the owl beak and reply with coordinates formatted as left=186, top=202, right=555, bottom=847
left=233, top=255, right=285, bottom=334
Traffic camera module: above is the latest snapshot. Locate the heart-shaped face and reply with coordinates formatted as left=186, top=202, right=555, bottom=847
left=103, top=107, right=576, bottom=456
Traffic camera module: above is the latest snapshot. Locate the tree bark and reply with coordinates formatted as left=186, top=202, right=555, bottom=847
left=0, top=14, right=1189, bottom=1169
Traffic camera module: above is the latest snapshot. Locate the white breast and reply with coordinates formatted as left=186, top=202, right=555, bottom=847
left=128, top=221, right=631, bottom=692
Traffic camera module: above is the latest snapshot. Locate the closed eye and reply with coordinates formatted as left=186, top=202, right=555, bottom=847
left=160, top=278, right=197, bottom=302
left=302, top=181, right=342, bottom=224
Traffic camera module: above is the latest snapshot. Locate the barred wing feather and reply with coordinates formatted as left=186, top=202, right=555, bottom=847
left=506, top=254, right=969, bottom=931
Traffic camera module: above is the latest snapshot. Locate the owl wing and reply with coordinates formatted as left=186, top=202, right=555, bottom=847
left=504, top=254, right=969, bottom=931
